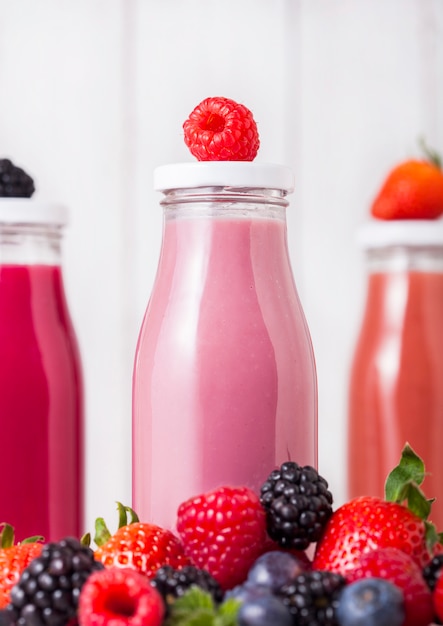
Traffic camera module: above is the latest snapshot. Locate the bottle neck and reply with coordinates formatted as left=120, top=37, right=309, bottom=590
left=160, top=186, right=289, bottom=221
left=365, top=245, right=443, bottom=273
left=0, top=223, right=63, bottom=266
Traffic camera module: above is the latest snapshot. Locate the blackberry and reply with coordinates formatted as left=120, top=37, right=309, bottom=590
left=0, top=607, right=18, bottom=626
left=423, top=553, right=443, bottom=591
left=151, top=564, right=223, bottom=611
left=9, top=536, right=104, bottom=626
left=423, top=553, right=443, bottom=624
left=0, top=159, right=35, bottom=198
left=276, top=570, right=346, bottom=626
left=260, top=462, right=333, bottom=550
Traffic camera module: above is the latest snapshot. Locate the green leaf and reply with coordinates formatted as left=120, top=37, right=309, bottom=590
left=403, top=484, right=432, bottom=520
left=425, top=520, right=441, bottom=554
left=419, top=136, right=442, bottom=169
left=20, top=535, right=44, bottom=545
left=385, top=443, right=426, bottom=503
left=116, top=502, right=139, bottom=528
left=0, top=524, right=14, bottom=548
left=216, top=598, right=241, bottom=626
left=164, top=588, right=239, bottom=626
left=93, top=517, right=112, bottom=547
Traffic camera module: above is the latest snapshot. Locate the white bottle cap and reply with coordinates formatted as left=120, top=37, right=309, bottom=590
left=0, top=199, right=68, bottom=225
left=357, top=219, right=443, bottom=249
left=154, top=162, right=295, bottom=193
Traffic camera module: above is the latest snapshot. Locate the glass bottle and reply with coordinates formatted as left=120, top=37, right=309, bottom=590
left=348, top=219, right=443, bottom=528
left=0, top=200, right=84, bottom=541
left=133, top=162, right=318, bottom=530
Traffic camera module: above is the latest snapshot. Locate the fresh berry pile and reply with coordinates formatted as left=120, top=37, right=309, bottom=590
left=0, top=446, right=441, bottom=626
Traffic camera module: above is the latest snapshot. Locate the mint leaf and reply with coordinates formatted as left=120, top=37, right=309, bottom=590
left=216, top=598, right=241, bottom=626
left=166, top=588, right=215, bottom=626
left=165, top=588, right=240, bottom=626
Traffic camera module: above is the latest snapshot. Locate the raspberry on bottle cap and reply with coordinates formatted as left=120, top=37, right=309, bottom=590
left=183, top=96, right=260, bottom=162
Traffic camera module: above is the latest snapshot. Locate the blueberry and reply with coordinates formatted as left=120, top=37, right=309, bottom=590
left=247, top=551, right=306, bottom=591
left=336, top=578, right=405, bottom=626
left=226, top=582, right=271, bottom=604
left=238, top=594, right=293, bottom=626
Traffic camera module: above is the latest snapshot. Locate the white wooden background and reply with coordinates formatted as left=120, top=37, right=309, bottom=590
left=1, top=0, right=442, bottom=534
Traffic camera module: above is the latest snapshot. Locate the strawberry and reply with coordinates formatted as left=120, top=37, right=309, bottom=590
left=313, top=444, right=442, bottom=574
left=183, top=96, right=260, bottom=161
left=78, top=567, right=165, bottom=626
left=345, top=547, right=434, bottom=626
left=176, top=485, right=268, bottom=590
left=0, top=523, right=43, bottom=608
left=312, top=494, right=430, bottom=573
left=371, top=141, right=443, bottom=220
left=93, top=503, right=189, bottom=580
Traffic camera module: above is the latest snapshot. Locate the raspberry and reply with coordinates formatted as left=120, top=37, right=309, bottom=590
left=0, top=159, right=35, bottom=198
left=176, top=486, right=267, bottom=590
left=183, top=97, right=260, bottom=161
left=78, top=567, right=164, bottom=626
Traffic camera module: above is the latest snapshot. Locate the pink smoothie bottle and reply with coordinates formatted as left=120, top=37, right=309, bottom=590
left=132, top=162, right=317, bottom=529
left=0, top=200, right=84, bottom=541
left=348, top=220, right=443, bottom=528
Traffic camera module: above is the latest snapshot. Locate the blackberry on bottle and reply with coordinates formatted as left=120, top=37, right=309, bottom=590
left=0, top=159, right=35, bottom=198
left=260, top=461, right=333, bottom=550
left=9, top=537, right=104, bottom=626
left=151, top=564, right=223, bottom=612
left=276, top=570, right=346, bottom=626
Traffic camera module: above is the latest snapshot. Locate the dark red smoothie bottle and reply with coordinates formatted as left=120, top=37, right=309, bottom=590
left=348, top=220, right=443, bottom=528
left=0, top=200, right=84, bottom=541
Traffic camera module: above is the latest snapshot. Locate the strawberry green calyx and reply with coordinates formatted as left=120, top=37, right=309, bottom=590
left=385, top=442, right=443, bottom=550
left=93, top=502, right=140, bottom=548
left=0, top=523, right=43, bottom=547
left=419, top=137, right=442, bottom=169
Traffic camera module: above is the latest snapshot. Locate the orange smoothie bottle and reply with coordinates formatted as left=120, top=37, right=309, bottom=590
left=348, top=220, right=443, bottom=528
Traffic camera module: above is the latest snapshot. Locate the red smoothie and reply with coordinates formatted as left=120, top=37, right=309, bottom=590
left=0, top=264, right=83, bottom=541
left=348, top=269, right=443, bottom=528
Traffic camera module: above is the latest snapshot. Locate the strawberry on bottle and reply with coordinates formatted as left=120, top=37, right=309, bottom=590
left=371, top=140, right=443, bottom=220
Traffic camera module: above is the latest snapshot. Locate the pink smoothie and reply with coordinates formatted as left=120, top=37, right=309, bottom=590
left=133, top=216, right=317, bottom=529
left=0, top=265, right=83, bottom=541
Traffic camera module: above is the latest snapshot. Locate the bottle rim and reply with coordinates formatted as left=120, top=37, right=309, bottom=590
left=357, top=219, right=443, bottom=249
left=153, top=162, right=295, bottom=194
left=0, top=199, right=68, bottom=225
